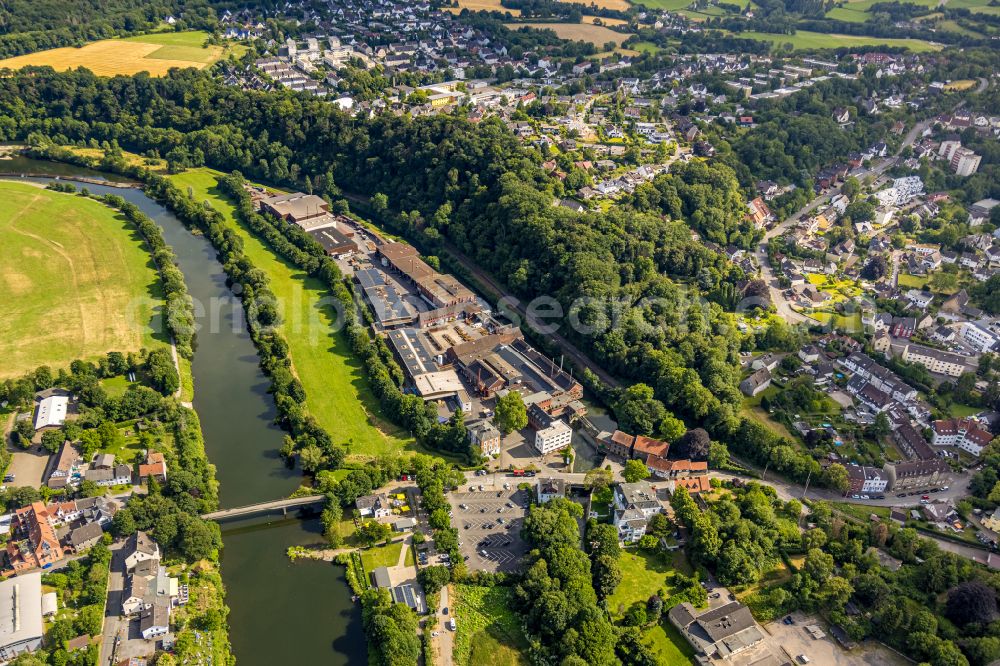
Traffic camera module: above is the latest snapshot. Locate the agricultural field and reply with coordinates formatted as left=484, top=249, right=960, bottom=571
left=166, top=168, right=416, bottom=458
left=582, top=15, right=630, bottom=25
left=507, top=22, right=633, bottom=45
left=452, top=585, right=529, bottom=666
left=629, top=0, right=695, bottom=9
left=737, top=30, right=942, bottom=52
left=0, top=180, right=166, bottom=379
left=0, top=30, right=240, bottom=77
left=563, top=0, right=632, bottom=8
left=446, top=0, right=522, bottom=15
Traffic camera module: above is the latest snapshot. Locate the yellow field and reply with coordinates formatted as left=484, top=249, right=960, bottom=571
left=506, top=22, right=633, bottom=45
left=582, top=15, right=629, bottom=25
left=0, top=32, right=227, bottom=77
left=447, top=0, right=522, bottom=15
left=944, top=79, right=978, bottom=91
left=561, top=0, right=632, bottom=9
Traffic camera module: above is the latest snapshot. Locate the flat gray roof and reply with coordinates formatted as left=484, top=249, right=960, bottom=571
left=0, top=572, right=43, bottom=648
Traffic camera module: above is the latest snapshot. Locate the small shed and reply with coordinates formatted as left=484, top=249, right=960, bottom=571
left=41, top=592, right=58, bottom=617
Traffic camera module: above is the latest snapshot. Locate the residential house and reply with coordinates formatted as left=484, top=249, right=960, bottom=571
left=138, top=451, right=168, bottom=484
left=884, top=459, right=953, bottom=491
left=468, top=420, right=501, bottom=457
left=932, top=418, right=993, bottom=456
left=536, top=478, right=565, bottom=504
left=901, top=344, right=967, bottom=378
left=845, top=464, right=888, bottom=495
left=124, top=531, right=160, bottom=571
left=739, top=368, right=772, bottom=397
left=5, top=503, right=66, bottom=574
left=356, top=494, right=392, bottom=520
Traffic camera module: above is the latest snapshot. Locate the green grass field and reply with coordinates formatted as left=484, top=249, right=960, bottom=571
left=167, top=169, right=416, bottom=458
left=453, top=585, right=529, bottom=666
left=359, top=542, right=404, bottom=571
left=630, top=0, right=694, bottom=8
left=738, top=30, right=942, bottom=52
left=0, top=180, right=167, bottom=379
left=605, top=550, right=696, bottom=664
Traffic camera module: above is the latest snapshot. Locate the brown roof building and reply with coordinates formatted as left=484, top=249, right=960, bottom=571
left=6, top=502, right=66, bottom=574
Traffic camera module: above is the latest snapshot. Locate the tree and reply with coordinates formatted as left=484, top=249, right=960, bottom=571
left=13, top=419, right=33, bottom=448
left=945, top=580, right=998, bottom=627
left=823, top=463, right=850, bottom=494
left=673, top=428, right=711, bottom=461
left=708, top=441, right=730, bottom=469
left=357, top=521, right=392, bottom=547
left=614, top=383, right=666, bottom=437
left=40, top=429, right=63, bottom=454
left=494, top=392, right=528, bottom=441
left=417, top=565, right=451, bottom=595
left=623, top=459, right=650, bottom=483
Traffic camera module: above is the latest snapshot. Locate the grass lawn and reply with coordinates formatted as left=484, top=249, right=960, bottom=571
left=167, top=169, right=416, bottom=458
left=0, top=30, right=242, bottom=77
left=0, top=181, right=168, bottom=378
left=741, top=388, right=799, bottom=442
left=737, top=30, right=941, bottom=52
left=896, top=272, right=927, bottom=289
left=359, top=542, right=404, bottom=571
left=948, top=402, right=982, bottom=418
left=607, top=549, right=692, bottom=618
left=453, top=585, right=529, bottom=666
left=808, top=311, right=864, bottom=333
left=100, top=375, right=138, bottom=398
left=641, top=623, right=697, bottom=665
left=605, top=550, right=697, bottom=664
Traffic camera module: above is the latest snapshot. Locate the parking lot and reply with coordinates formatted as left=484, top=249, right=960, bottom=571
left=449, top=485, right=530, bottom=573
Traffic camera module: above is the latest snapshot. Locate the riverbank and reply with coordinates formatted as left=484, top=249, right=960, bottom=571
left=4, top=154, right=365, bottom=664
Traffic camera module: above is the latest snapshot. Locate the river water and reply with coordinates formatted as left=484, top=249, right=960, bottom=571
left=6, top=162, right=363, bottom=665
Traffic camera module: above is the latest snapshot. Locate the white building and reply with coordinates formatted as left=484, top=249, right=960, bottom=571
left=33, top=394, right=68, bottom=430
left=534, top=419, right=572, bottom=455
left=960, top=322, right=999, bottom=353
left=846, top=464, right=888, bottom=494
left=0, top=572, right=43, bottom=661
left=901, top=344, right=967, bottom=378
left=932, top=418, right=994, bottom=456
left=124, top=531, right=160, bottom=571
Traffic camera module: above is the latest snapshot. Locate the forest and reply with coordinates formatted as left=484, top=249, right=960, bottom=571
left=0, top=0, right=218, bottom=58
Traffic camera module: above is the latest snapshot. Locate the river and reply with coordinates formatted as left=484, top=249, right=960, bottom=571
left=6, top=160, right=364, bottom=665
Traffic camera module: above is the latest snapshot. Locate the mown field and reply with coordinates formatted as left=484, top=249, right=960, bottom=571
left=737, top=30, right=942, bottom=52
left=562, top=0, right=632, bottom=9
left=0, top=30, right=240, bottom=77
left=166, top=168, right=417, bottom=458
left=0, top=180, right=166, bottom=378
left=829, top=0, right=995, bottom=21
left=447, top=0, right=522, bottom=15
left=506, top=22, right=632, bottom=44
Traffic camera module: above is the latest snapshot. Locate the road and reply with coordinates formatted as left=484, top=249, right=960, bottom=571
left=464, top=467, right=989, bottom=563
left=431, top=585, right=454, bottom=666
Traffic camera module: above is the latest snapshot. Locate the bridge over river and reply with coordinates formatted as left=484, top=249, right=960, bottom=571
left=202, top=495, right=325, bottom=521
